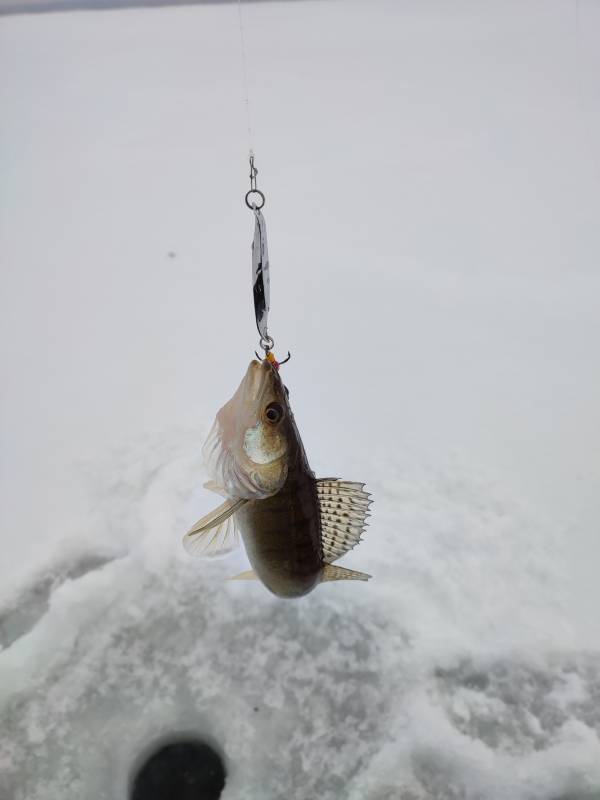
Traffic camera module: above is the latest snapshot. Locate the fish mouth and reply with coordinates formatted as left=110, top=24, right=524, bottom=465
left=243, top=358, right=280, bottom=405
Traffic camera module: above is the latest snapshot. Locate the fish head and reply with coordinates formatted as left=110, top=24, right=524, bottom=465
left=202, top=359, right=294, bottom=500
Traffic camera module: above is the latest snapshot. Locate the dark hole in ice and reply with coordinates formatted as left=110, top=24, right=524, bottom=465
left=130, top=740, right=225, bottom=800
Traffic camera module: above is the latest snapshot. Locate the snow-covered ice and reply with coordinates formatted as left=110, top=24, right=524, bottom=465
left=1, top=1, right=600, bottom=798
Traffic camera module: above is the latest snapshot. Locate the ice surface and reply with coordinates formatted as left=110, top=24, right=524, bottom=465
left=1, top=437, right=599, bottom=799
left=1, top=1, right=600, bottom=798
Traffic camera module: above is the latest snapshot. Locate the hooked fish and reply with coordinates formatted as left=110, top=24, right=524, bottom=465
left=183, top=358, right=372, bottom=598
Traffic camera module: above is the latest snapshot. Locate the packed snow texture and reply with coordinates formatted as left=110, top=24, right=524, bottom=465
left=1, top=1, right=600, bottom=798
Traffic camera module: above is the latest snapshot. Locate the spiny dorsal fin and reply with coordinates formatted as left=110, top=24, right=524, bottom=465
left=316, top=479, right=372, bottom=563
left=321, top=563, right=371, bottom=583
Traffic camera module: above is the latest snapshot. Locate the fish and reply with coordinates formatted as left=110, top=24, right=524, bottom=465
left=183, top=358, right=372, bottom=598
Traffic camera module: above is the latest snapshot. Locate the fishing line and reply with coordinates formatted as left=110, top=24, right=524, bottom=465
left=236, top=1, right=288, bottom=364
left=237, top=0, right=254, bottom=153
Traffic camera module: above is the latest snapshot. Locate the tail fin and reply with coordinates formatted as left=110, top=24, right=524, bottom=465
left=321, top=563, right=371, bottom=583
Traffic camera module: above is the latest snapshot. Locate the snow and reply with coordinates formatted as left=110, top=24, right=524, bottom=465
left=1, top=1, right=600, bottom=798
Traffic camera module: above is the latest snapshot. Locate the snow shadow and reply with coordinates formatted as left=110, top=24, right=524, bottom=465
left=0, top=553, right=119, bottom=649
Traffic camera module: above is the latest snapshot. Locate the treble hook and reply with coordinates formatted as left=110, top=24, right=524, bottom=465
left=254, top=350, right=292, bottom=368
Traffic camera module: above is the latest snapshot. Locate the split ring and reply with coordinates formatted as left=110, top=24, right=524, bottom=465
left=259, top=334, right=275, bottom=352
left=245, top=190, right=266, bottom=210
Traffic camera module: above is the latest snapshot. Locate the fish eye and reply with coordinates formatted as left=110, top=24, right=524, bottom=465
left=265, top=402, right=284, bottom=424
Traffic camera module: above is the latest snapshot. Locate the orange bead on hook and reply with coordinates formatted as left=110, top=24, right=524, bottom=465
left=254, top=349, right=291, bottom=371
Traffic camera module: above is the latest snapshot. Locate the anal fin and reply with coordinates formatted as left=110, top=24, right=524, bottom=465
left=227, top=569, right=258, bottom=581
left=321, top=564, right=371, bottom=583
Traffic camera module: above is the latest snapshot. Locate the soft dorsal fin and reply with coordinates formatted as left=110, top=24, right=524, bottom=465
left=316, top=479, right=372, bottom=563
left=321, top=563, right=371, bottom=583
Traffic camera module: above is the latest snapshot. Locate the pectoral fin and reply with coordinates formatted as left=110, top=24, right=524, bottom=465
left=182, top=497, right=247, bottom=558
left=321, top=563, right=371, bottom=583
left=203, top=480, right=228, bottom=498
